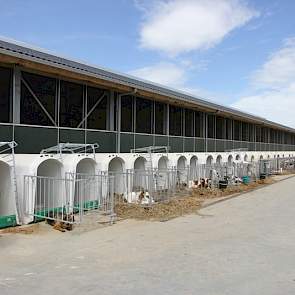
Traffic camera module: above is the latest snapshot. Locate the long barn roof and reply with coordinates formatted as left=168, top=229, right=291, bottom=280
left=0, top=37, right=294, bottom=133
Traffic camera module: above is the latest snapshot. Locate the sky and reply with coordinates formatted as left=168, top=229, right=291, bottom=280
left=1, top=0, right=295, bottom=127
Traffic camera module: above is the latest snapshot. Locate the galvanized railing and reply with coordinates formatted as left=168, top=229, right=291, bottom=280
left=23, top=173, right=115, bottom=225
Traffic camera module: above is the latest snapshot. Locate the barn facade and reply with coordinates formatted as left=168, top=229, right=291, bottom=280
left=0, top=38, right=295, bottom=228
left=0, top=38, right=295, bottom=154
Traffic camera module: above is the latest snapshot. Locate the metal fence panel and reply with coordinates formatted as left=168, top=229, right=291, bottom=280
left=24, top=173, right=115, bottom=225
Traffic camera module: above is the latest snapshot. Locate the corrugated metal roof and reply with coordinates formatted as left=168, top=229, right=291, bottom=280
left=0, top=36, right=294, bottom=133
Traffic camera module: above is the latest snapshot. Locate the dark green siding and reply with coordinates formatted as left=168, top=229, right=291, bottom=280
left=135, top=134, right=153, bottom=149
left=169, top=136, right=183, bottom=152
left=216, top=140, right=225, bottom=152
left=14, top=126, right=58, bottom=153
left=60, top=128, right=85, bottom=144
left=1, top=124, right=293, bottom=154
left=184, top=138, right=194, bottom=152
left=154, top=135, right=168, bottom=147
left=207, top=139, right=215, bottom=152
left=0, top=125, right=13, bottom=142
left=87, top=130, right=116, bottom=153
left=120, top=133, right=134, bottom=152
left=196, top=138, right=205, bottom=152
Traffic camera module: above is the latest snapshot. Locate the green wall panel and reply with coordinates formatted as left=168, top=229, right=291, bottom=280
left=60, top=128, right=85, bottom=144
left=233, top=141, right=241, bottom=149
left=14, top=126, right=58, bottom=153
left=0, top=124, right=13, bottom=142
left=249, top=142, right=255, bottom=151
left=120, top=133, right=134, bottom=153
left=154, top=135, right=168, bottom=147
left=87, top=131, right=116, bottom=153
left=207, top=139, right=215, bottom=152
left=169, top=136, right=183, bottom=152
left=239, top=141, right=248, bottom=150
left=225, top=140, right=233, bottom=151
left=184, top=138, right=194, bottom=152
left=215, top=140, right=225, bottom=152
left=135, top=134, right=153, bottom=149
left=196, top=138, right=205, bottom=152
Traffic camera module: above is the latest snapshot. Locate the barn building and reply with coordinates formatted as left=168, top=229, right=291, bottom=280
left=0, top=37, right=294, bottom=227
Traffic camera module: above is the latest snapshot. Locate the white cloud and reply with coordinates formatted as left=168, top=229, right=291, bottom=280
left=138, top=0, right=259, bottom=56
left=129, top=61, right=219, bottom=101
left=251, top=37, right=295, bottom=89
left=129, top=62, right=186, bottom=87
left=232, top=37, right=295, bottom=128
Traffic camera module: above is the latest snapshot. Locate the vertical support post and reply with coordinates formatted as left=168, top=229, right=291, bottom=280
left=84, top=85, right=88, bottom=149
left=166, top=103, right=170, bottom=148
left=193, top=111, right=196, bottom=152
left=109, top=90, right=115, bottom=131
left=204, top=113, right=207, bottom=153
left=12, top=65, right=21, bottom=138
left=57, top=78, right=60, bottom=145
left=116, top=94, right=121, bottom=153
left=239, top=120, right=242, bottom=142
left=254, top=125, right=257, bottom=151
left=214, top=115, right=216, bottom=152
left=133, top=96, right=136, bottom=150
left=152, top=100, right=155, bottom=146
left=182, top=108, right=185, bottom=152
left=268, top=127, right=270, bottom=151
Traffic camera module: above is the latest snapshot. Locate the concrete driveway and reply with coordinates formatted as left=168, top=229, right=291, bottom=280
left=1, top=176, right=295, bottom=295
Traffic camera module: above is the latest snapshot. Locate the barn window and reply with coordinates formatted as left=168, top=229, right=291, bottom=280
left=0, top=66, right=12, bottom=123
left=21, top=71, right=56, bottom=126
left=121, top=95, right=133, bottom=132
left=256, top=126, right=261, bottom=142
left=154, top=101, right=166, bottom=135
left=234, top=120, right=241, bottom=141
left=242, top=122, right=249, bottom=141
left=226, top=119, right=232, bottom=140
left=216, top=116, right=225, bottom=139
left=207, top=114, right=215, bottom=138
left=195, top=111, right=203, bottom=137
left=169, top=105, right=182, bottom=136
left=60, top=80, right=83, bottom=128
left=136, top=97, right=152, bottom=134
left=249, top=123, right=255, bottom=142
left=87, top=86, right=108, bottom=130
left=185, top=109, right=194, bottom=137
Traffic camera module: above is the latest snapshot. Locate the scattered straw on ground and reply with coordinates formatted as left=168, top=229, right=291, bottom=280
left=115, top=196, right=203, bottom=221
left=115, top=177, right=277, bottom=221
left=0, top=224, right=38, bottom=235
left=192, top=177, right=276, bottom=200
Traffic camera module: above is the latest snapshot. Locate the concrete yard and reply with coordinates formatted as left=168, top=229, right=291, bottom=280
left=1, top=176, right=295, bottom=295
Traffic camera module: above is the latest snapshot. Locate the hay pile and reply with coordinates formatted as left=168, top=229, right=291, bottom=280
left=115, top=195, right=202, bottom=221
left=192, top=177, right=276, bottom=200
left=115, top=177, right=277, bottom=221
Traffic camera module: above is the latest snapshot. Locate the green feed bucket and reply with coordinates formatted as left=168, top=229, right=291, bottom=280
left=242, top=176, right=250, bottom=184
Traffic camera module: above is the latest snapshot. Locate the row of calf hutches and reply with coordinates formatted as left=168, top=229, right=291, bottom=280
left=0, top=138, right=293, bottom=228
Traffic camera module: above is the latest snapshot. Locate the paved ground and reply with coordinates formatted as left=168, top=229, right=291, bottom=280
left=1, top=176, right=295, bottom=295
